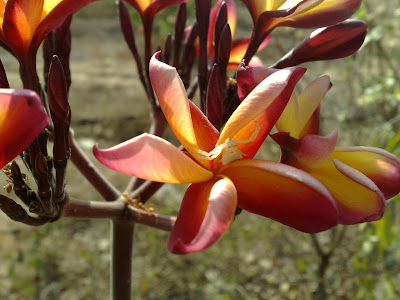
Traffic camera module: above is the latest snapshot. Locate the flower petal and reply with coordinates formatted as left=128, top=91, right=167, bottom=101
left=0, top=1, right=7, bottom=41
left=278, top=0, right=362, bottom=29
left=0, top=89, right=49, bottom=168
left=236, top=65, right=277, bottom=101
left=124, top=0, right=189, bottom=18
left=168, top=177, right=237, bottom=254
left=149, top=54, right=218, bottom=156
left=219, top=67, right=306, bottom=150
left=272, top=130, right=338, bottom=167
left=272, top=20, right=367, bottom=68
left=331, top=147, right=400, bottom=199
left=2, top=0, right=44, bottom=60
left=220, top=159, right=338, bottom=233
left=93, top=133, right=213, bottom=183
left=31, top=0, right=97, bottom=60
left=275, top=75, right=331, bottom=138
left=308, top=159, right=386, bottom=224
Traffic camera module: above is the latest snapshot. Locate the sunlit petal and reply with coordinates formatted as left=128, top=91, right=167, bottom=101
left=0, top=1, right=7, bottom=41
left=308, top=159, right=386, bottom=224
left=331, top=147, right=400, bottom=199
left=93, top=133, right=213, bottom=183
left=274, top=93, right=300, bottom=137
left=272, top=130, right=338, bottom=167
left=32, top=0, right=97, bottom=59
left=279, top=0, right=362, bottom=29
left=275, top=75, right=330, bottom=138
left=124, top=0, right=188, bottom=19
left=2, top=0, right=44, bottom=59
left=168, top=177, right=237, bottom=254
left=149, top=54, right=197, bottom=148
left=124, top=0, right=150, bottom=15
left=0, top=89, right=49, bottom=168
left=220, top=159, right=338, bottom=233
left=219, top=67, right=306, bottom=146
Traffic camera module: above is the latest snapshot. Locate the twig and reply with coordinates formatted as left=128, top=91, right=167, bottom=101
left=68, top=130, right=119, bottom=201
left=62, top=197, right=175, bottom=231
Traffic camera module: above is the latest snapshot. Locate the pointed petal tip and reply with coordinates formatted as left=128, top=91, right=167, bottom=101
left=93, top=133, right=213, bottom=183
left=168, top=178, right=237, bottom=254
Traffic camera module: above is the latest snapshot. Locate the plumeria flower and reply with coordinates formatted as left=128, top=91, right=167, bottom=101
left=239, top=0, right=362, bottom=61
left=0, top=89, right=50, bottom=168
left=0, top=0, right=97, bottom=66
left=94, top=53, right=348, bottom=254
left=207, top=0, right=270, bottom=68
left=235, top=65, right=400, bottom=224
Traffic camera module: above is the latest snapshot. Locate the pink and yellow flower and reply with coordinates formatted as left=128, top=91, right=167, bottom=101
left=236, top=66, right=400, bottom=224
left=0, top=0, right=97, bottom=64
left=0, top=89, right=50, bottom=168
left=94, top=54, right=349, bottom=254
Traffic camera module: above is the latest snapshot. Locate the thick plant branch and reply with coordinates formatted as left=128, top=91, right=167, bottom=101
left=112, top=221, right=135, bottom=300
left=63, top=197, right=175, bottom=232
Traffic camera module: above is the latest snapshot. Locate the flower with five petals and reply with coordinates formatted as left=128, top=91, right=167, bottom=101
left=94, top=54, right=348, bottom=254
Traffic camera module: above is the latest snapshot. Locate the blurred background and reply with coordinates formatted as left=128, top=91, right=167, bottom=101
left=0, top=0, right=399, bottom=299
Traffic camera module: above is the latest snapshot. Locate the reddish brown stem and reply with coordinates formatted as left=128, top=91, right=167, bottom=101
left=69, top=130, right=119, bottom=201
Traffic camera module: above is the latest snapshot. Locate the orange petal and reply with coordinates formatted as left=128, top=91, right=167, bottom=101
left=220, top=159, right=338, bottom=233
left=124, top=0, right=189, bottom=18
left=308, top=159, right=386, bottom=224
left=3, top=0, right=44, bottom=60
left=168, top=177, right=237, bottom=254
left=219, top=67, right=306, bottom=159
left=123, top=0, right=150, bottom=15
left=0, top=1, right=6, bottom=41
left=0, top=89, right=49, bottom=168
left=32, top=0, right=97, bottom=61
left=149, top=53, right=197, bottom=148
left=331, top=147, right=400, bottom=199
left=149, top=54, right=218, bottom=165
left=93, top=133, right=213, bottom=183
left=219, top=67, right=306, bottom=145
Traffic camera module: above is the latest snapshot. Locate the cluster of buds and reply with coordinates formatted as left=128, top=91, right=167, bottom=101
left=0, top=0, right=96, bottom=224
left=0, top=0, right=398, bottom=257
